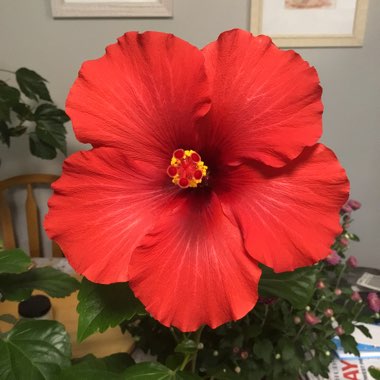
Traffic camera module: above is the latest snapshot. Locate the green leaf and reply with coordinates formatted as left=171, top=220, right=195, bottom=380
left=8, top=126, right=27, bottom=137
left=259, top=265, right=317, bottom=309
left=355, top=324, right=372, bottom=339
left=122, top=362, right=196, bottom=379
left=0, top=120, right=10, bottom=146
left=102, top=352, right=134, bottom=372
left=12, top=102, right=33, bottom=119
left=59, top=353, right=134, bottom=380
left=0, top=248, right=32, bottom=274
left=369, top=366, right=380, bottom=380
left=29, top=132, right=57, bottom=159
left=280, top=339, right=296, bottom=361
left=0, top=319, right=71, bottom=380
left=15, top=68, right=51, bottom=101
left=339, top=335, right=360, bottom=357
left=122, top=362, right=174, bottom=379
left=341, top=321, right=355, bottom=335
left=347, top=233, right=360, bottom=242
left=253, top=338, right=273, bottom=364
left=0, top=266, right=79, bottom=301
left=35, top=103, right=69, bottom=123
left=175, top=339, right=198, bottom=354
left=36, top=119, right=67, bottom=155
left=77, top=278, right=146, bottom=342
left=0, top=82, right=20, bottom=121
left=0, top=314, right=17, bottom=325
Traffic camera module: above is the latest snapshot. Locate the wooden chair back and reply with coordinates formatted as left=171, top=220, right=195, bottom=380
left=0, top=174, right=62, bottom=257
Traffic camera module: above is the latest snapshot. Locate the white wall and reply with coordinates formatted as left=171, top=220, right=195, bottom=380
left=0, top=0, right=379, bottom=266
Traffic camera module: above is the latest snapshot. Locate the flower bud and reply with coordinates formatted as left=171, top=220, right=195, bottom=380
left=305, top=306, right=311, bottom=311
left=240, top=351, right=249, bottom=360
left=367, top=292, right=380, bottom=313
left=304, top=312, right=321, bottom=325
left=316, top=280, right=326, bottom=289
left=213, top=350, right=219, bottom=357
left=335, top=326, right=345, bottom=336
left=348, top=199, right=361, bottom=211
left=275, top=353, right=281, bottom=360
left=235, top=366, right=241, bottom=374
left=325, top=351, right=331, bottom=356
left=325, top=250, right=341, bottom=266
left=197, top=343, right=204, bottom=350
left=334, top=288, right=342, bottom=296
left=232, top=346, right=240, bottom=354
left=293, top=316, right=302, bottom=325
left=351, top=291, right=362, bottom=302
left=340, top=238, right=349, bottom=247
left=347, top=256, right=358, bottom=268
left=324, top=308, right=334, bottom=318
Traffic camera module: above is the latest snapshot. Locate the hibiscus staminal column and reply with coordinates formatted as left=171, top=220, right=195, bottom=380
left=167, top=149, right=208, bottom=189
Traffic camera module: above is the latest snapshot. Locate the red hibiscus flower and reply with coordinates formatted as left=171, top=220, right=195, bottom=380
left=45, top=29, right=349, bottom=332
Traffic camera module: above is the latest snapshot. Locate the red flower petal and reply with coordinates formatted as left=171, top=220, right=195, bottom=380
left=66, top=31, right=210, bottom=163
left=128, top=192, right=261, bottom=331
left=45, top=147, right=176, bottom=283
left=202, top=29, right=323, bottom=167
left=218, top=144, right=349, bottom=272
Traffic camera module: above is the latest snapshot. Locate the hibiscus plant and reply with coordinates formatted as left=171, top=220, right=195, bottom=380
left=0, top=67, right=69, bottom=162
left=1, top=29, right=378, bottom=379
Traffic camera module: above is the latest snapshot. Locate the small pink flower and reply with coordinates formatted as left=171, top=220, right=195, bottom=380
left=347, top=256, right=358, bottom=268
left=324, top=308, right=334, bottom=318
left=348, top=199, right=361, bottom=211
left=340, top=238, right=349, bottom=247
left=240, top=351, right=249, bottom=360
left=335, top=326, right=345, bottom=336
left=351, top=291, right=362, bottom=302
left=304, top=312, right=321, bottom=325
left=325, top=250, right=341, bottom=265
left=232, top=346, right=240, bottom=354
left=341, top=203, right=352, bottom=214
left=367, top=292, right=380, bottom=313
left=316, top=280, right=326, bottom=289
left=334, top=288, right=342, bottom=296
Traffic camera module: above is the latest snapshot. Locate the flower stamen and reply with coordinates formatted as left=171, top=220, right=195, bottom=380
left=168, top=149, right=207, bottom=189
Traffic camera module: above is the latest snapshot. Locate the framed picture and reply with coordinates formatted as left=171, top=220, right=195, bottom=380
left=250, top=0, right=369, bottom=47
left=51, top=0, right=173, bottom=18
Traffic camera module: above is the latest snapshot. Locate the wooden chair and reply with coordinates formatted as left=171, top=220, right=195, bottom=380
left=0, top=174, right=63, bottom=257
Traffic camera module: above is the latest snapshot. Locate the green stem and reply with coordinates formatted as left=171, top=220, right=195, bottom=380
left=179, top=354, right=191, bottom=371
left=0, top=69, right=15, bottom=75
left=191, top=325, right=205, bottom=373
left=170, top=327, right=180, bottom=343
left=353, top=304, right=365, bottom=321
left=336, top=263, right=346, bottom=289
left=294, top=323, right=306, bottom=341
left=260, top=304, right=269, bottom=328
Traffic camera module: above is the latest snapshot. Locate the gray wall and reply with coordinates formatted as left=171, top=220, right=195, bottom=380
left=0, top=0, right=379, bottom=266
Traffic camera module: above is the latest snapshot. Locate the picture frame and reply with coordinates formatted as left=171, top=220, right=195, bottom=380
left=250, top=0, right=369, bottom=47
left=51, top=0, right=173, bottom=18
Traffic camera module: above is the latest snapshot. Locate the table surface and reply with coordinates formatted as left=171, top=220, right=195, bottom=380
left=0, top=259, right=135, bottom=358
